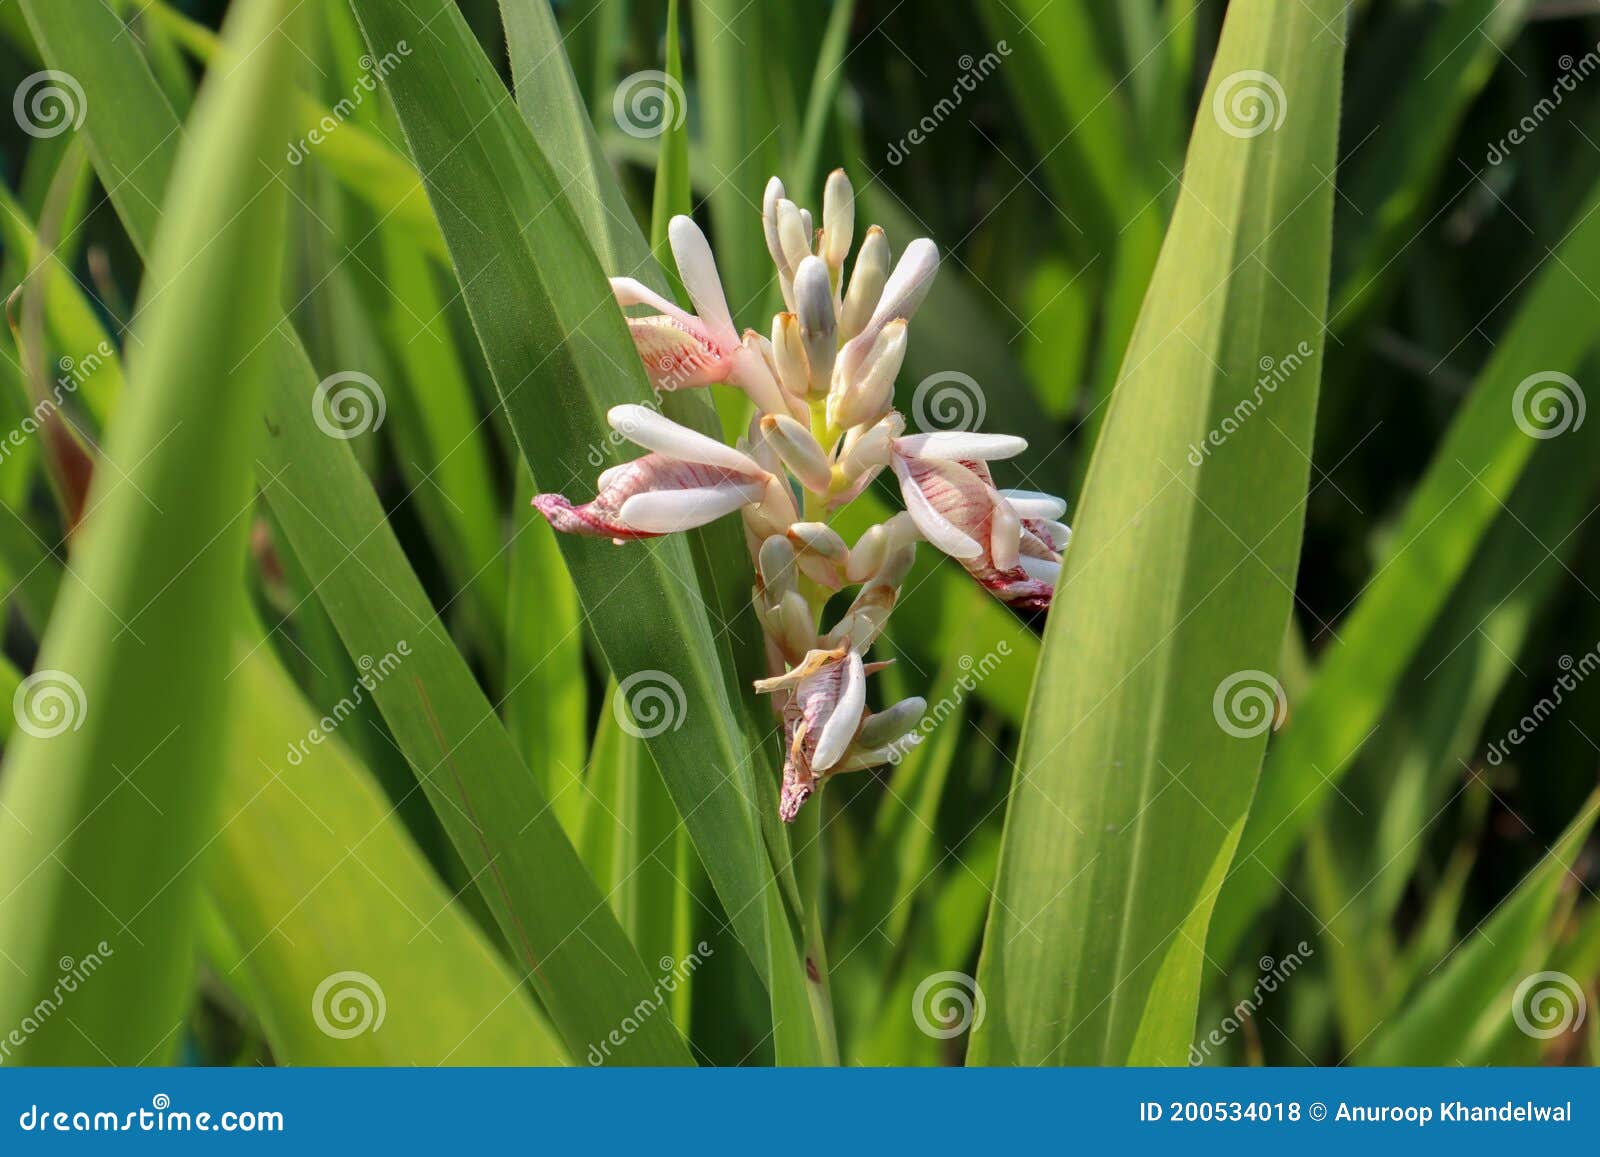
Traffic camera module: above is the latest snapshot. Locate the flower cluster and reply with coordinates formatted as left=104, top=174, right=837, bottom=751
left=534, top=170, right=1068, bottom=820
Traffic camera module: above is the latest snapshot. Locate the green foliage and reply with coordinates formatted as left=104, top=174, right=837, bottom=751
left=1, top=0, right=1597, bottom=1070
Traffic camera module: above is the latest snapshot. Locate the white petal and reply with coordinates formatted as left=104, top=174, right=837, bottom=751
left=813, top=650, right=866, bottom=772
left=668, top=216, right=738, bottom=347
left=610, top=276, right=702, bottom=333
left=891, top=456, right=983, bottom=560
left=617, top=481, right=765, bottom=533
left=1018, top=555, right=1061, bottom=584
left=896, top=431, right=1027, bottom=461
left=608, top=405, right=765, bottom=474
left=998, top=489, right=1068, bottom=520
left=991, top=499, right=1021, bottom=571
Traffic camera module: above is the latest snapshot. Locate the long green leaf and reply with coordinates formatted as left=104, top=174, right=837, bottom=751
left=350, top=0, right=781, bottom=984
left=1360, top=791, right=1600, bottom=1065
left=28, top=0, right=693, bottom=1066
left=1210, top=180, right=1600, bottom=961
left=213, top=644, right=566, bottom=1065
left=970, top=0, right=1347, bottom=1065
left=0, top=0, right=297, bottom=1063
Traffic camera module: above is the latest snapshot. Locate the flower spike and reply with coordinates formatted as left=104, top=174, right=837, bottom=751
left=545, top=167, right=1066, bottom=820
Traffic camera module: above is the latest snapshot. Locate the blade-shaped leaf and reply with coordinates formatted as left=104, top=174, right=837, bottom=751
left=1359, top=790, right=1600, bottom=1065
left=1210, top=179, right=1600, bottom=961
left=212, top=644, right=567, bottom=1065
left=970, top=0, right=1347, bottom=1065
left=0, top=0, right=298, bottom=1063
left=348, top=0, right=780, bottom=983
left=26, top=0, right=693, bottom=1066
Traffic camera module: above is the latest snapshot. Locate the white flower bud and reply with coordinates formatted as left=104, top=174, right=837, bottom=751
left=775, top=590, right=818, bottom=661
left=762, top=413, right=834, bottom=494
left=839, top=226, right=888, bottom=343
left=763, top=177, right=789, bottom=277
left=786, top=521, right=849, bottom=564
left=821, top=169, right=854, bottom=272
left=858, top=696, right=926, bottom=748
left=758, top=534, right=799, bottom=598
left=772, top=313, right=810, bottom=402
left=846, top=524, right=888, bottom=584
left=794, top=256, right=837, bottom=398
left=828, top=318, right=906, bottom=429
left=777, top=199, right=812, bottom=271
